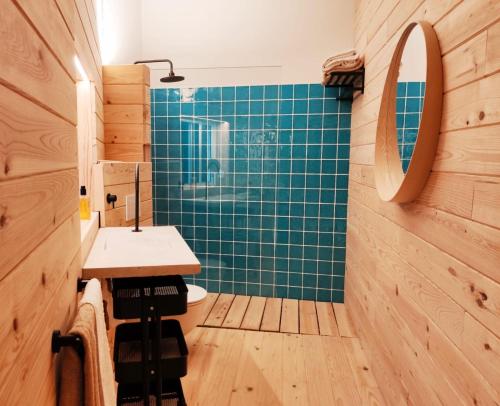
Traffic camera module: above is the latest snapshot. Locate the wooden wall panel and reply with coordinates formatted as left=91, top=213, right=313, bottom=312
left=0, top=213, right=80, bottom=388
left=0, top=0, right=102, bottom=403
left=346, top=1, right=500, bottom=405
left=92, top=162, right=153, bottom=227
left=0, top=1, right=76, bottom=124
left=104, top=84, right=149, bottom=105
left=103, top=65, right=150, bottom=85
left=105, top=123, right=150, bottom=144
left=56, top=0, right=105, bottom=163
left=14, top=0, right=77, bottom=81
left=0, top=169, right=79, bottom=278
left=0, top=84, right=76, bottom=181
left=105, top=144, right=145, bottom=162
left=103, top=65, right=151, bottom=162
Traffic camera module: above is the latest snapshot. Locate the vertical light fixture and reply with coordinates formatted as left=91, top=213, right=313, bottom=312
left=73, top=55, right=89, bottom=82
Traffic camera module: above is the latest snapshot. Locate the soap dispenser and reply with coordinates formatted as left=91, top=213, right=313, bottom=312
left=79, top=185, right=91, bottom=220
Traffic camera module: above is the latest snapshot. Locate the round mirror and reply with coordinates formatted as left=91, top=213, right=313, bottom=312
left=396, top=25, right=426, bottom=173
left=375, top=21, right=442, bottom=203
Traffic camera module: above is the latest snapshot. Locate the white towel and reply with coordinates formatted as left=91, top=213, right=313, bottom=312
left=323, top=53, right=364, bottom=73
left=58, top=279, right=116, bottom=406
left=80, top=279, right=117, bottom=406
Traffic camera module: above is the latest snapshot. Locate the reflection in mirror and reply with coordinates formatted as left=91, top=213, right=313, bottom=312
left=178, top=116, right=231, bottom=201
left=396, top=24, right=426, bottom=172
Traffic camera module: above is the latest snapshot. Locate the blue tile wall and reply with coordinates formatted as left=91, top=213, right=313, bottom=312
left=396, top=81, right=425, bottom=172
left=151, top=84, right=351, bottom=302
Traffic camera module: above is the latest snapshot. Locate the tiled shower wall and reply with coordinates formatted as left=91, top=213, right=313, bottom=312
left=396, top=81, right=425, bottom=171
left=151, top=84, right=351, bottom=302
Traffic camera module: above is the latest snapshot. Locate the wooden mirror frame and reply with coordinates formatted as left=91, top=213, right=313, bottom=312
left=375, top=21, right=443, bottom=203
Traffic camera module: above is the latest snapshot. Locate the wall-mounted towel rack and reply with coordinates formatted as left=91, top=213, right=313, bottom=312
left=77, top=278, right=89, bottom=292
left=325, top=67, right=365, bottom=100
left=52, top=330, right=84, bottom=358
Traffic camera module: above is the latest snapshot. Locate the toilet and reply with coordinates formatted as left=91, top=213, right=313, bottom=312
left=170, top=284, right=208, bottom=335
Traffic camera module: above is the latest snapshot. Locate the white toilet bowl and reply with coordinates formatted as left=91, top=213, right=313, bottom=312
left=170, top=284, right=208, bottom=335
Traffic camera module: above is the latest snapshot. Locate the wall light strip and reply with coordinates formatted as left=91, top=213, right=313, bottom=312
left=73, top=55, right=89, bottom=82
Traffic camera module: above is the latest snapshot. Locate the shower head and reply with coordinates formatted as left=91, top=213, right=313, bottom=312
left=161, top=72, right=185, bottom=83
left=133, top=58, right=185, bottom=83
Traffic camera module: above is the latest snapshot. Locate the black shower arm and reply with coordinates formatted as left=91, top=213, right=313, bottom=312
left=134, top=59, right=174, bottom=72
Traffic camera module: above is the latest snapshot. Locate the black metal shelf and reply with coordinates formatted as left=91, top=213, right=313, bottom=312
left=324, top=67, right=365, bottom=101
left=114, top=320, right=188, bottom=384
left=117, top=379, right=186, bottom=406
left=112, top=275, right=188, bottom=319
left=111, top=275, right=189, bottom=406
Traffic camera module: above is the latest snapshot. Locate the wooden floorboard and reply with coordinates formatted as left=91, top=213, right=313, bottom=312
left=316, top=301, right=340, bottom=336
left=333, top=303, right=356, bottom=337
left=299, top=300, right=319, bottom=335
left=321, top=335, right=363, bottom=404
left=342, top=337, right=387, bottom=405
left=221, top=295, right=251, bottom=329
left=200, top=292, right=219, bottom=324
left=240, top=296, right=266, bottom=330
left=282, top=333, right=308, bottom=404
left=302, top=334, right=337, bottom=404
left=204, top=293, right=235, bottom=327
left=199, top=294, right=350, bottom=337
left=280, top=298, right=299, bottom=334
left=260, top=298, right=282, bottom=332
left=182, top=327, right=378, bottom=405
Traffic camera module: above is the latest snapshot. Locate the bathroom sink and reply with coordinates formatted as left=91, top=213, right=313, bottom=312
left=82, top=226, right=200, bottom=279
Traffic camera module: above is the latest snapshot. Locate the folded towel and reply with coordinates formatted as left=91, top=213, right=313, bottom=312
left=324, top=49, right=356, bottom=63
left=58, top=279, right=116, bottom=406
left=323, top=54, right=364, bottom=74
left=59, top=345, right=83, bottom=405
left=322, top=50, right=364, bottom=86
left=80, top=279, right=116, bottom=406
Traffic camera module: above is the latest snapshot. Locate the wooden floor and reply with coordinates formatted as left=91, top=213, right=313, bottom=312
left=179, top=294, right=385, bottom=405
left=200, top=293, right=355, bottom=337
left=182, top=327, right=385, bottom=405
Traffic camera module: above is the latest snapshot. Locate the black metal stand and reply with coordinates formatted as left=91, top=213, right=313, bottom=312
left=54, top=276, right=188, bottom=405
left=138, top=281, right=164, bottom=405
left=140, top=286, right=151, bottom=405
left=113, top=276, right=188, bottom=406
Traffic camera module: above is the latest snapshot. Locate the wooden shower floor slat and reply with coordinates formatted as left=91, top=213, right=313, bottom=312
left=316, top=300, right=340, bottom=336
left=204, top=293, right=235, bottom=326
left=299, top=300, right=319, bottom=335
left=240, top=296, right=266, bottom=330
left=333, top=302, right=356, bottom=337
left=221, top=295, right=251, bottom=328
left=201, top=294, right=354, bottom=337
left=280, top=298, right=300, bottom=333
left=260, top=297, right=282, bottom=332
left=199, top=292, right=219, bottom=324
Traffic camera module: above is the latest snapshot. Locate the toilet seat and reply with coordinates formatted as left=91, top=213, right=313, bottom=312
left=187, top=284, right=207, bottom=305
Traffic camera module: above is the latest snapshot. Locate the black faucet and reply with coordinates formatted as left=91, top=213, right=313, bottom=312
left=132, top=163, right=142, bottom=232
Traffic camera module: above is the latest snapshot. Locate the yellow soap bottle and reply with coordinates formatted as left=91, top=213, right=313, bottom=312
left=79, top=185, right=91, bottom=220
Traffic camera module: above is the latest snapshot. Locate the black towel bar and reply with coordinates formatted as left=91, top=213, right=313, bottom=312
left=51, top=330, right=84, bottom=358
left=77, top=278, right=89, bottom=292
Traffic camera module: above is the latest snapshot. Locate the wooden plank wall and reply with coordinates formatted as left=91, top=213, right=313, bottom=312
left=103, top=65, right=151, bottom=162
left=57, top=0, right=105, bottom=192
left=346, top=0, right=500, bottom=404
left=0, top=0, right=102, bottom=403
left=92, top=162, right=153, bottom=227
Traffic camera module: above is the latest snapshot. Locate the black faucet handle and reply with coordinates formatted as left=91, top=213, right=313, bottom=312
left=106, top=193, right=117, bottom=208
